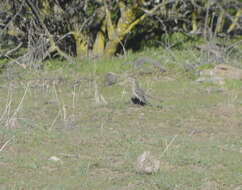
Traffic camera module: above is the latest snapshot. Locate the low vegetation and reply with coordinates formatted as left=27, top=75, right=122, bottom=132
left=0, top=1, right=242, bottom=189
left=0, top=45, right=242, bottom=189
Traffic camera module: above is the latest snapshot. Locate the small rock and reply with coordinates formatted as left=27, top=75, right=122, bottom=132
left=136, top=151, right=160, bottom=174
left=197, top=64, right=242, bottom=84
left=196, top=76, right=225, bottom=85
left=105, top=72, right=118, bottom=86
left=206, top=87, right=225, bottom=93
left=48, top=156, right=62, bottom=163
left=213, top=64, right=242, bottom=80
left=199, top=69, right=214, bottom=77
left=184, top=63, right=197, bottom=72
left=125, top=57, right=166, bottom=73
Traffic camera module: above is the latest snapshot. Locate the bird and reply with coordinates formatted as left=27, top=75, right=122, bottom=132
left=127, top=77, right=163, bottom=108
left=129, top=78, right=148, bottom=106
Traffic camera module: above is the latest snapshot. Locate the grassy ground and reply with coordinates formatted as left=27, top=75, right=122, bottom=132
left=0, top=47, right=242, bottom=190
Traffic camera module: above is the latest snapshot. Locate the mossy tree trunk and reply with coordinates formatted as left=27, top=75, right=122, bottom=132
left=227, top=8, right=242, bottom=33
left=103, top=2, right=139, bottom=56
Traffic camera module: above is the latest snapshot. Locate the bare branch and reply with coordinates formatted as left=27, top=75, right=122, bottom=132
left=0, top=136, right=15, bottom=153
left=0, top=42, right=23, bottom=58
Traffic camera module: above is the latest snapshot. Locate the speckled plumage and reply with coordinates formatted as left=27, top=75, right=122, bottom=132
left=130, top=78, right=148, bottom=105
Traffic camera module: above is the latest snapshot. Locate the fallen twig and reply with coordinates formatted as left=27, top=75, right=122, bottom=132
left=0, top=136, right=15, bottom=153
left=161, top=134, right=178, bottom=156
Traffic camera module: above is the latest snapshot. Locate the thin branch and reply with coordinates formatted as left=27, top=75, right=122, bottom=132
left=10, top=83, right=29, bottom=119
left=161, top=135, right=178, bottom=156
left=2, top=1, right=25, bottom=32
left=0, top=136, right=15, bottom=153
left=124, top=0, right=170, bottom=35
left=0, top=42, right=23, bottom=58
left=24, top=0, right=76, bottom=64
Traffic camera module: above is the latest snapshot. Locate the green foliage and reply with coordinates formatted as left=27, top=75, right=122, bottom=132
left=225, top=79, right=242, bottom=89
left=0, top=59, right=8, bottom=73
left=43, top=59, right=69, bottom=70
left=197, top=63, right=214, bottom=70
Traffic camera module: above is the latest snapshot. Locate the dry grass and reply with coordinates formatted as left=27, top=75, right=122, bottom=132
left=0, top=48, right=242, bottom=190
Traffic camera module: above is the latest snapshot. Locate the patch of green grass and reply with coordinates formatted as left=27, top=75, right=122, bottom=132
left=0, top=59, right=8, bottom=73
left=43, top=56, right=132, bottom=75
left=225, top=79, right=242, bottom=89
